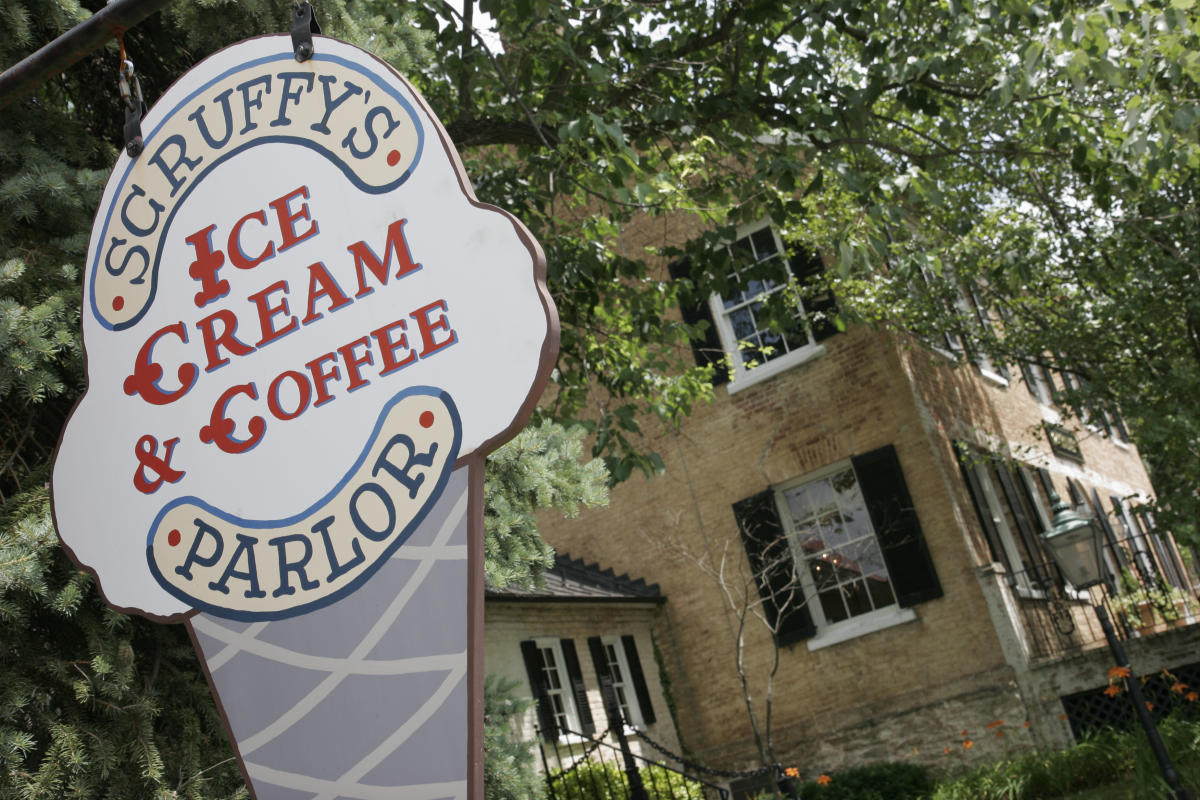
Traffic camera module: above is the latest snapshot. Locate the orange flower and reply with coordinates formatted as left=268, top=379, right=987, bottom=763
left=816, top=774, right=832, bottom=786
left=1187, top=691, right=1199, bottom=703
left=1103, top=685, right=1122, bottom=698
left=943, top=747, right=952, bottom=754
left=784, top=766, right=799, bottom=778
left=960, top=729, right=969, bottom=737
left=986, top=720, right=1004, bottom=729
left=1146, top=702, right=1155, bottom=712
left=1058, top=713, right=1068, bottom=721
left=1171, top=682, right=1188, bottom=694
left=1108, top=665, right=1132, bottom=680
left=962, top=739, right=974, bottom=750
left=1023, top=721, right=1031, bottom=728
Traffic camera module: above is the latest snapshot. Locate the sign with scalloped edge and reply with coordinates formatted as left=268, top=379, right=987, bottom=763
left=51, top=34, right=556, bottom=800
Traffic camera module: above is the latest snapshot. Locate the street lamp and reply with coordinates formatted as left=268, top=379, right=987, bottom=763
left=1040, top=491, right=1193, bottom=800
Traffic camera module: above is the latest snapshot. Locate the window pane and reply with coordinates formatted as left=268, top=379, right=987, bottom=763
left=808, top=554, right=839, bottom=591
left=784, top=467, right=900, bottom=628
left=750, top=227, right=777, bottom=259
left=868, top=575, right=896, bottom=609
left=730, top=307, right=757, bottom=340
left=842, top=580, right=873, bottom=617
left=819, top=587, right=848, bottom=623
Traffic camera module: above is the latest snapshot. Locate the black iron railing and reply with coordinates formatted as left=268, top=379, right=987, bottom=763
left=1005, top=548, right=1198, bottom=661
left=537, top=724, right=730, bottom=800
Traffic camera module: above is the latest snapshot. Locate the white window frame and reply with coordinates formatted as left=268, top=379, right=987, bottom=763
left=598, top=636, right=645, bottom=730
left=773, top=460, right=916, bottom=651
left=709, top=221, right=827, bottom=393
left=532, top=637, right=583, bottom=737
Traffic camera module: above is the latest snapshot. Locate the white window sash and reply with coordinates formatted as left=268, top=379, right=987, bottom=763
left=599, top=636, right=644, bottom=729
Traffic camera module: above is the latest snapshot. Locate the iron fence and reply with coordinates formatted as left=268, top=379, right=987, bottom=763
left=537, top=724, right=730, bottom=800
left=1005, top=542, right=1198, bottom=661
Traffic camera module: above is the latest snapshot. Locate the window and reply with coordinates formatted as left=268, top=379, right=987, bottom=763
left=522, top=635, right=657, bottom=740
left=520, top=638, right=593, bottom=740
left=586, top=635, right=656, bottom=730
left=672, top=223, right=836, bottom=391
left=1056, top=369, right=1130, bottom=443
left=959, top=451, right=1059, bottom=595
left=919, top=270, right=1008, bottom=384
left=1020, top=361, right=1056, bottom=406
left=734, top=445, right=941, bottom=650
left=778, top=466, right=899, bottom=625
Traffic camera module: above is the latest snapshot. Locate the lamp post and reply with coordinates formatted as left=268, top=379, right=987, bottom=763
left=1039, top=491, right=1193, bottom=800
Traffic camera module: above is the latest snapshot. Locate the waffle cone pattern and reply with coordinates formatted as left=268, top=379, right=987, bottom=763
left=190, top=468, right=470, bottom=800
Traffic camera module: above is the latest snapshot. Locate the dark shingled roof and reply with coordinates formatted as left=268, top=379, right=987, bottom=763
left=485, top=553, right=665, bottom=604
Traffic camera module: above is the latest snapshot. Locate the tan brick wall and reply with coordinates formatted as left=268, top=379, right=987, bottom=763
left=535, top=324, right=1025, bottom=768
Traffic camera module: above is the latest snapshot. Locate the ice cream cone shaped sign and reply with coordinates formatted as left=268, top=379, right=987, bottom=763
left=51, top=34, right=556, bottom=800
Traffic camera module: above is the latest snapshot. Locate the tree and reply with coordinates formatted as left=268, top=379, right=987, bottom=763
left=651, top=514, right=811, bottom=778
left=6, top=0, right=1199, bottom=793
left=390, top=0, right=1199, bottom=539
left=0, top=2, right=604, bottom=797
left=481, top=675, right=546, bottom=800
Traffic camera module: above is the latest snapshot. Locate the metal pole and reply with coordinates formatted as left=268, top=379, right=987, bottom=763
left=600, top=677, right=650, bottom=800
left=535, top=725, right=560, bottom=800
left=0, top=0, right=175, bottom=111
left=1094, top=602, right=1193, bottom=799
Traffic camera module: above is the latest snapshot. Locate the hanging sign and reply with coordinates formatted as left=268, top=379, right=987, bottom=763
left=51, top=33, right=556, bottom=800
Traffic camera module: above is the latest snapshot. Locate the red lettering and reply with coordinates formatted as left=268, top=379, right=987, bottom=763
left=269, top=186, right=318, bottom=252
left=305, top=352, right=341, bottom=407
left=346, top=218, right=421, bottom=298
left=337, top=337, right=374, bottom=392
left=247, top=280, right=299, bottom=347
left=410, top=299, right=457, bottom=357
left=228, top=209, right=275, bottom=269
left=302, top=261, right=353, bottom=324
left=186, top=224, right=228, bottom=308
left=267, top=370, right=311, bottom=420
left=199, top=382, right=265, bottom=454
left=196, top=308, right=256, bottom=371
left=371, top=318, right=418, bottom=375
left=123, top=321, right=198, bottom=405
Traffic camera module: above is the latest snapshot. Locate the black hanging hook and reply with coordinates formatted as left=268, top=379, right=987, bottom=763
left=291, top=2, right=321, bottom=62
left=118, top=55, right=146, bottom=158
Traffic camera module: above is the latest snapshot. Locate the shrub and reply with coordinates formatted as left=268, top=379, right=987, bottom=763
left=929, top=718, right=1200, bottom=800
left=551, top=760, right=708, bottom=800
left=792, top=762, right=934, bottom=800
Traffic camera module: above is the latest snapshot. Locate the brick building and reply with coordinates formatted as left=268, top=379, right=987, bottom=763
left=498, top=215, right=1200, bottom=784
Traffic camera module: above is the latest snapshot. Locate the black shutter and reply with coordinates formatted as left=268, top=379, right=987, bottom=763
left=956, top=448, right=1008, bottom=567
left=786, top=242, right=838, bottom=342
left=559, top=638, right=595, bottom=735
left=1036, top=467, right=1056, bottom=500
left=1083, top=484, right=1126, bottom=588
left=1019, top=362, right=1040, bottom=400
left=621, top=635, right=656, bottom=726
left=520, top=640, right=558, bottom=740
left=669, top=258, right=729, bottom=385
left=993, top=463, right=1052, bottom=587
left=1066, top=478, right=1085, bottom=508
left=733, top=490, right=815, bottom=645
left=852, top=445, right=943, bottom=607
left=586, top=636, right=619, bottom=728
